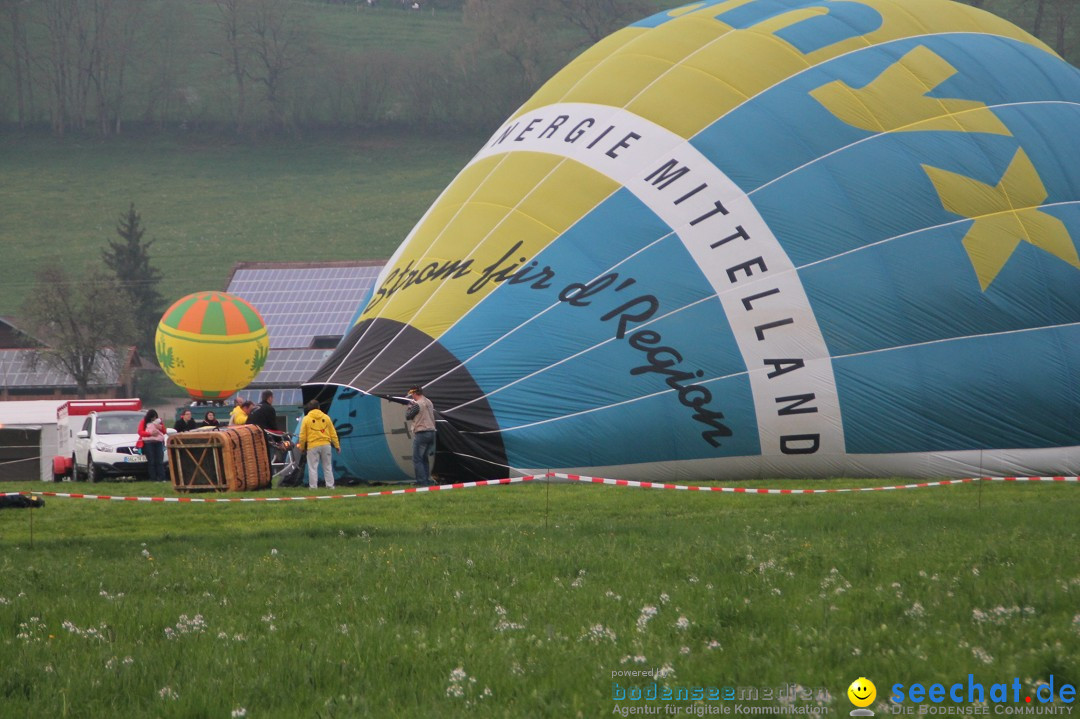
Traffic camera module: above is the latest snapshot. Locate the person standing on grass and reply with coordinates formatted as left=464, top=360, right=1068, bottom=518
left=298, top=399, right=339, bottom=489
left=406, top=386, right=436, bottom=486
left=138, top=409, right=168, bottom=482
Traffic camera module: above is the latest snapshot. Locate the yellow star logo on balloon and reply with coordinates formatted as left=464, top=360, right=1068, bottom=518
left=923, top=148, right=1080, bottom=291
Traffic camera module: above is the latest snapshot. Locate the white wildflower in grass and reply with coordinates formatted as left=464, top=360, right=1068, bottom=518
left=905, top=602, right=926, bottom=619
left=270, top=548, right=278, bottom=556
left=852, top=647, right=862, bottom=656
left=339, top=624, right=349, bottom=635
left=446, top=666, right=470, bottom=698
left=231, top=708, right=248, bottom=718
left=972, top=566, right=980, bottom=576
left=972, top=606, right=1035, bottom=625
left=62, top=620, right=109, bottom=641
left=656, top=664, right=676, bottom=680
left=465, top=558, right=475, bottom=569
left=580, top=624, right=617, bottom=643
left=163, top=627, right=176, bottom=640
left=972, top=647, right=994, bottom=664
left=688, top=575, right=699, bottom=584
left=454, top=590, right=463, bottom=600
left=106, top=657, right=116, bottom=670
left=659, top=593, right=670, bottom=604
left=636, top=605, right=659, bottom=632
left=771, top=587, right=783, bottom=596
left=0, top=596, right=10, bottom=605
left=571, top=569, right=586, bottom=589
left=620, top=655, right=648, bottom=664
left=705, top=640, right=721, bottom=650
left=494, top=605, right=525, bottom=632
left=680, top=646, right=691, bottom=655
left=674, top=615, right=690, bottom=631
left=44, top=664, right=54, bottom=673
left=820, top=569, right=852, bottom=598
left=171, top=614, right=207, bottom=636
left=605, top=590, right=622, bottom=601
left=123, top=656, right=133, bottom=665
left=98, top=590, right=124, bottom=601
left=158, top=686, right=179, bottom=701
left=17, top=617, right=46, bottom=642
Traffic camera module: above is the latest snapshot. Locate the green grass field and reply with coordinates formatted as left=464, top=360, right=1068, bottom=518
left=1, top=479, right=1078, bottom=717
left=0, top=132, right=481, bottom=317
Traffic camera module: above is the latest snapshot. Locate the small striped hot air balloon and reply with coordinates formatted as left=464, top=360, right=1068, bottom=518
left=155, top=292, right=269, bottom=401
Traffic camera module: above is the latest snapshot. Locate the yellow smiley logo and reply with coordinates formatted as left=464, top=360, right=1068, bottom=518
left=848, top=677, right=877, bottom=708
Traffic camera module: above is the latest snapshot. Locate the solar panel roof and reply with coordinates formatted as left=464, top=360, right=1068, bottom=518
left=226, top=263, right=383, bottom=350
left=0, top=349, right=125, bottom=388
left=223, top=262, right=385, bottom=401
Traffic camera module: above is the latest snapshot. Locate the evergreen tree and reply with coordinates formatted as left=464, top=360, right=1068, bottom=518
left=102, top=203, right=164, bottom=358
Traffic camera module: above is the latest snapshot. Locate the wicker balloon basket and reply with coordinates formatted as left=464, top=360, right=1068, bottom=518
left=167, top=424, right=271, bottom=492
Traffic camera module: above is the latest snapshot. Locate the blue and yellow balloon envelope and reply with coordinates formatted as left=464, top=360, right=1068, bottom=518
left=308, top=0, right=1080, bottom=483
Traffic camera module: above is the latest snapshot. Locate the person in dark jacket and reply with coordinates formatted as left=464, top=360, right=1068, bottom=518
left=201, top=410, right=220, bottom=428
left=246, top=390, right=278, bottom=431
left=174, top=409, right=200, bottom=432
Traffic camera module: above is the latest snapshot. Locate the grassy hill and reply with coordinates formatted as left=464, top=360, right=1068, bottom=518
left=0, top=132, right=481, bottom=316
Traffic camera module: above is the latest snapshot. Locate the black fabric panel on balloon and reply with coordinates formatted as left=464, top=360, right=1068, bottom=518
left=304, top=318, right=508, bottom=481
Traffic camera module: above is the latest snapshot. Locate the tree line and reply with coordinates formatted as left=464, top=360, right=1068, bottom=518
left=0, top=0, right=659, bottom=137
left=0, top=0, right=1076, bottom=139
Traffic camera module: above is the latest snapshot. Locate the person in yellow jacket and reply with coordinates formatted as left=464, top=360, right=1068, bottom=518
left=298, top=399, right=340, bottom=489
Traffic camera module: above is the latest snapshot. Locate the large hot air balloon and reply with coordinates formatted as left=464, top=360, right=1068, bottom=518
left=307, top=0, right=1080, bottom=482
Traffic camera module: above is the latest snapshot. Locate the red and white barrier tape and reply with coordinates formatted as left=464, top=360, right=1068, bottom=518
left=1, top=474, right=1075, bottom=504
left=552, top=473, right=1079, bottom=494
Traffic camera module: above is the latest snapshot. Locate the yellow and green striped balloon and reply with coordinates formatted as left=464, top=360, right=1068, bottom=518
left=155, top=291, right=269, bottom=401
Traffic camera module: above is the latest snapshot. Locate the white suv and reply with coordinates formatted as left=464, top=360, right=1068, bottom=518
left=72, top=411, right=172, bottom=482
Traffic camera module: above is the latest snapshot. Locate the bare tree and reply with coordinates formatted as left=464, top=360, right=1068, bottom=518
left=212, top=0, right=250, bottom=134
left=1048, top=0, right=1077, bottom=56
left=19, top=265, right=135, bottom=399
left=463, top=0, right=557, bottom=100
left=247, top=0, right=307, bottom=132
left=86, top=0, right=146, bottom=136
left=0, top=0, right=35, bottom=127
left=548, top=0, right=652, bottom=45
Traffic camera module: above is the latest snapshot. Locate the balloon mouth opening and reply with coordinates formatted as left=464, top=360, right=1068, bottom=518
left=303, top=318, right=509, bottom=482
